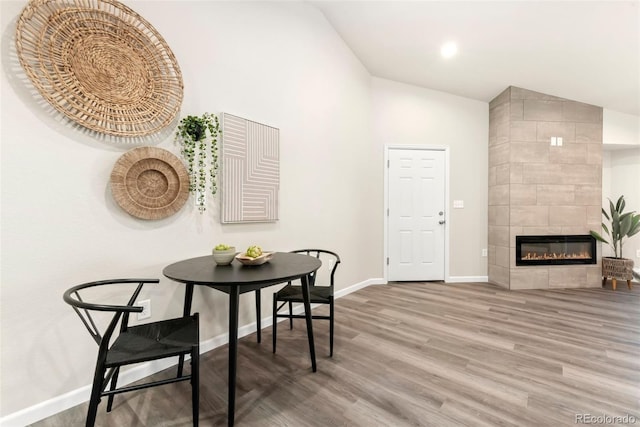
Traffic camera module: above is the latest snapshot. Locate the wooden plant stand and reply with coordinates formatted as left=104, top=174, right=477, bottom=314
left=602, top=257, right=634, bottom=290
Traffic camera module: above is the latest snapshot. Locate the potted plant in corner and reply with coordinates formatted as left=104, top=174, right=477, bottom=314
left=590, top=195, right=640, bottom=290
left=175, top=113, right=221, bottom=212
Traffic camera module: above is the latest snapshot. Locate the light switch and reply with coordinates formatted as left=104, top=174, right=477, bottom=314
left=550, top=137, right=557, bottom=146
left=453, top=200, right=464, bottom=209
left=557, top=137, right=563, bottom=146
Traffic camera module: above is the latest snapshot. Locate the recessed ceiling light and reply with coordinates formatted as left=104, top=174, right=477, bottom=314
left=441, top=41, right=458, bottom=59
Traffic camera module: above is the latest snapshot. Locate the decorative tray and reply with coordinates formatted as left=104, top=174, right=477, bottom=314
left=235, top=252, right=273, bottom=266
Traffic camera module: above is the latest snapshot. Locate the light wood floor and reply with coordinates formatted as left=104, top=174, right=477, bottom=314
left=33, top=281, right=640, bottom=426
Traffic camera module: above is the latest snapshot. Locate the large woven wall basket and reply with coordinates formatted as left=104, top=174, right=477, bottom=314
left=15, top=0, right=183, bottom=138
left=110, top=147, right=190, bottom=220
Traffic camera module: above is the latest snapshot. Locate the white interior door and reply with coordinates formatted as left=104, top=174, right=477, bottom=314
left=387, top=148, right=446, bottom=281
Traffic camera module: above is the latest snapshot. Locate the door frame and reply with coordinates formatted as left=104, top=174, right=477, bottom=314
left=383, top=145, right=451, bottom=283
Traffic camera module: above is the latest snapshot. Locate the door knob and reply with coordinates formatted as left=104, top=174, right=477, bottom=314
left=439, top=220, right=446, bottom=225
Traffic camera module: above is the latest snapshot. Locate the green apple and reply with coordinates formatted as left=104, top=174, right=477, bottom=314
left=246, top=245, right=263, bottom=258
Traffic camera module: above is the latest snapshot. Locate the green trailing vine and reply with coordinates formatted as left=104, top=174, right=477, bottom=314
left=175, top=113, right=221, bottom=212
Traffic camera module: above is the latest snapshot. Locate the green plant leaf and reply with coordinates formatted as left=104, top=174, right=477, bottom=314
left=619, top=213, right=633, bottom=237
left=615, top=195, right=625, bottom=213
left=589, top=230, right=608, bottom=244
left=628, top=213, right=640, bottom=237
left=611, top=207, right=620, bottom=237
left=609, top=199, right=617, bottom=220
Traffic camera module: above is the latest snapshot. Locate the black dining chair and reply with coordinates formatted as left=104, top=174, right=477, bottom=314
left=63, top=279, right=200, bottom=427
left=272, top=249, right=341, bottom=356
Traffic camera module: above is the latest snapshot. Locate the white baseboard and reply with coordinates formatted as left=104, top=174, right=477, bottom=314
left=446, top=275, right=488, bottom=283
left=0, top=278, right=379, bottom=427
left=0, top=357, right=181, bottom=427
left=335, top=277, right=386, bottom=298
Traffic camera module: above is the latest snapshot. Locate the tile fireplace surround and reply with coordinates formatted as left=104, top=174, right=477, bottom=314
left=488, top=86, right=602, bottom=290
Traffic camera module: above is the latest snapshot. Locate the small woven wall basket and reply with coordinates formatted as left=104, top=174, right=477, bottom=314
left=110, top=147, right=190, bottom=220
left=15, top=0, right=183, bottom=138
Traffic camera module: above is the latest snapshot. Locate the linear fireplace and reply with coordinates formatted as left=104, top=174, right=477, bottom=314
left=515, top=235, right=596, bottom=266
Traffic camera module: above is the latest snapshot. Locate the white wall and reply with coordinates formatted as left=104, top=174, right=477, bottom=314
left=0, top=0, right=376, bottom=419
left=0, top=1, right=502, bottom=421
left=602, top=148, right=640, bottom=261
left=372, top=78, right=489, bottom=278
left=603, top=108, right=640, bottom=147
left=602, top=106, right=640, bottom=262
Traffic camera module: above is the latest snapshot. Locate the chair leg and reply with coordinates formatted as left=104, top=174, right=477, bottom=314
left=86, top=363, right=106, bottom=427
left=329, top=297, right=334, bottom=357
left=288, top=301, right=293, bottom=329
left=191, top=346, right=199, bottom=427
left=177, top=355, right=184, bottom=377
left=255, top=289, right=261, bottom=343
left=272, top=293, right=277, bottom=354
left=106, top=367, right=120, bottom=412
left=179, top=284, right=195, bottom=376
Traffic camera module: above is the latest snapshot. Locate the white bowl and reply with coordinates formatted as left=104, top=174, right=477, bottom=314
left=212, top=247, right=236, bottom=265
left=235, top=252, right=273, bottom=266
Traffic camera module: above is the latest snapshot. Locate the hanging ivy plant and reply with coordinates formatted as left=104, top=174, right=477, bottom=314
left=175, top=113, right=221, bottom=212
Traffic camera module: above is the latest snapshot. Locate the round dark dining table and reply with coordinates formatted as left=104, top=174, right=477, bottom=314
left=163, top=251, right=322, bottom=427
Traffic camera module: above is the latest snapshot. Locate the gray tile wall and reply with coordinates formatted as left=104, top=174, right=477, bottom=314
left=488, top=87, right=602, bottom=289
left=488, top=88, right=511, bottom=288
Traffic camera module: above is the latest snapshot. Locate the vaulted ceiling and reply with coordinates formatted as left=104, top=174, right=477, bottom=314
left=311, top=1, right=640, bottom=116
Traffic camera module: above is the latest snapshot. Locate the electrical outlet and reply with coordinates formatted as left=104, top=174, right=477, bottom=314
left=482, top=248, right=488, bottom=257
left=137, top=299, right=151, bottom=320
left=636, top=249, right=640, bottom=258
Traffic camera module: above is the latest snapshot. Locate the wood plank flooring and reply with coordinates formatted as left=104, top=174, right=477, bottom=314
left=32, top=281, right=640, bottom=426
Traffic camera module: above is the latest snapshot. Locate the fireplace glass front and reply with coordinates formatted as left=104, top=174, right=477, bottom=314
left=515, top=235, right=596, bottom=266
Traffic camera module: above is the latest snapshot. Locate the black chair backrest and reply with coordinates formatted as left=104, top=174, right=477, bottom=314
left=290, top=249, right=340, bottom=287
left=63, top=279, right=157, bottom=350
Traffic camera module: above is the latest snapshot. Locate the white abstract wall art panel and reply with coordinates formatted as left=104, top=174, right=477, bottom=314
left=221, top=113, right=279, bottom=223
